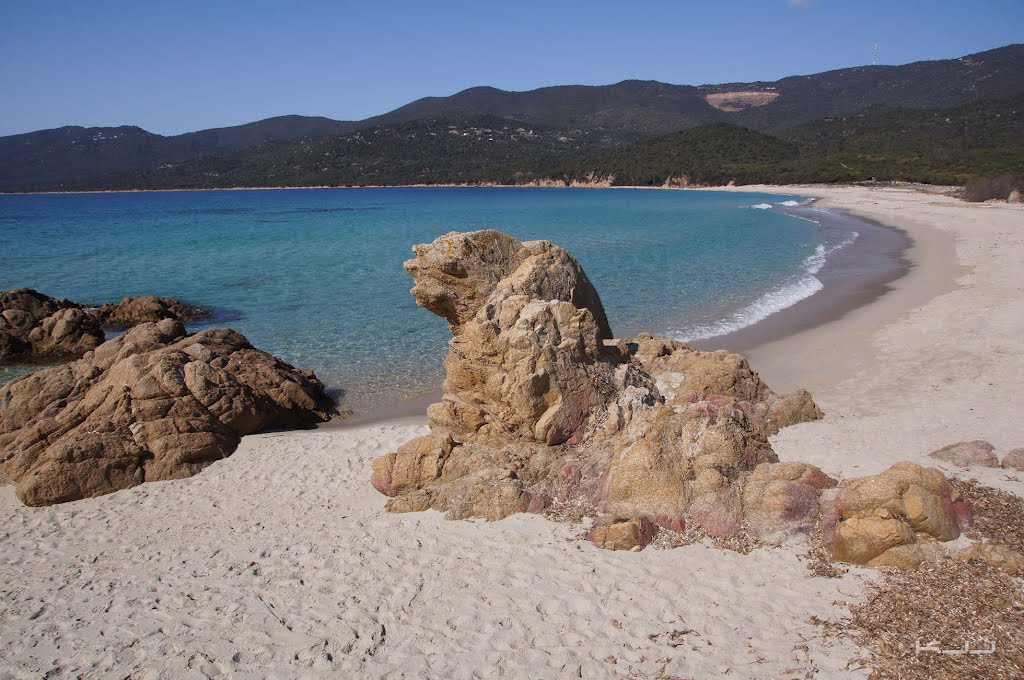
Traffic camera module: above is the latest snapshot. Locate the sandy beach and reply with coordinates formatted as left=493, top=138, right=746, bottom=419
left=1, top=185, right=1022, bottom=678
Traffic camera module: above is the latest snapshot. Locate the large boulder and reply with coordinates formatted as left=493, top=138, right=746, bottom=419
left=822, top=462, right=971, bottom=568
left=0, top=320, right=337, bottom=505
left=90, top=295, right=209, bottom=327
left=371, top=230, right=831, bottom=545
left=0, top=289, right=104, bottom=362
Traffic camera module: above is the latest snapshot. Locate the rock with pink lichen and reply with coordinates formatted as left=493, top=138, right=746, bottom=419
left=928, top=440, right=1000, bottom=469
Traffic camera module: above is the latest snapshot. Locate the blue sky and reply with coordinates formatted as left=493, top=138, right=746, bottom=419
left=1, top=0, right=1021, bottom=136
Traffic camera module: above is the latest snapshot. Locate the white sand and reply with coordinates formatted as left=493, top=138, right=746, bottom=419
left=2, top=185, right=1022, bottom=678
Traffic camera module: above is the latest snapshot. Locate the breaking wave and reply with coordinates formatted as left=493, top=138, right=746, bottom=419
left=670, top=230, right=860, bottom=343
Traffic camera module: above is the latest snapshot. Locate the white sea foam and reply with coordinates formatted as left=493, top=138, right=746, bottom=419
left=747, top=203, right=774, bottom=210
left=777, top=200, right=801, bottom=207
left=669, top=230, right=860, bottom=343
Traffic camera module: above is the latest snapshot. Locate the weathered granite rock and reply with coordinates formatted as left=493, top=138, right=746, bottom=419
left=587, top=517, right=658, bottom=551
left=0, top=289, right=104, bottom=362
left=372, top=230, right=829, bottom=546
left=1001, top=448, right=1024, bottom=471
left=90, top=295, right=209, bottom=327
left=742, top=462, right=837, bottom=542
left=954, top=541, right=1024, bottom=576
left=928, top=440, right=1000, bottom=469
left=372, top=230, right=970, bottom=567
left=823, top=462, right=970, bottom=568
left=0, top=320, right=336, bottom=505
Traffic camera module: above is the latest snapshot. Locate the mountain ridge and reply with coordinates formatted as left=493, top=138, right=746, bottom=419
left=2, top=43, right=1022, bottom=191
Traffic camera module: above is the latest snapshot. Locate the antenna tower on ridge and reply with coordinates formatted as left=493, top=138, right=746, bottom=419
left=872, top=43, right=879, bottom=66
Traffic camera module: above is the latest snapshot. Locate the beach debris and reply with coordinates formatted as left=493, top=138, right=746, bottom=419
left=927, top=440, right=1000, bottom=469
left=949, top=478, right=1024, bottom=561
left=0, top=288, right=104, bottom=362
left=818, top=558, right=1024, bottom=679
left=1000, top=447, right=1024, bottom=471
left=0, top=319, right=337, bottom=505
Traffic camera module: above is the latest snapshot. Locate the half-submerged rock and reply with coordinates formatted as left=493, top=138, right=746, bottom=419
left=1, top=288, right=210, bottom=365
left=0, top=319, right=337, bottom=505
left=0, top=289, right=104, bottom=362
left=372, top=230, right=835, bottom=545
left=90, top=295, right=210, bottom=328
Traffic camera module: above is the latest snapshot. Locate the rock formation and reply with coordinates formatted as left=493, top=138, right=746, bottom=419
left=89, top=295, right=210, bottom=327
left=0, top=319, right=336, bottom=505
left=821, top=462, right=972, bottom=569
left=370, top=229, right=990, bottom=570
left=372, top=230, right=832, bottom=542
left=0, top=289, right=104, bottom=362
left=1, top=288, right=209, bottom=365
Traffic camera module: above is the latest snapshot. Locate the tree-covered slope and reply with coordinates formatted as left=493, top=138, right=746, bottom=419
left=70, top=116, right=622, bottom=191
left=3, top=44, right=1022, bottom=192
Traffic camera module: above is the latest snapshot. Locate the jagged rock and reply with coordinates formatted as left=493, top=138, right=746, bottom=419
left=405, top=230, right=611, bottom=339
left=1008, top=189, right=1023, bottom=204
left=632, top=334, right=823, bottom=437
left=1001, top=448, right=1024, bottom=471
left=928, top=440, right=1000, bottom=469
left=90, top=295, right=209, bottom=327
left=0, top=320, right=336, bottom=505
left=410, top=231, right=638, bottom=447
left=587, top=517, right=658, bottom=551
left=823, top=462, right=970, bottom=568
left=954, top=541, right=1024, bottom=576
left=0, top=289, right=104, bottom=362
left=372, top=230, right=829, bottom=545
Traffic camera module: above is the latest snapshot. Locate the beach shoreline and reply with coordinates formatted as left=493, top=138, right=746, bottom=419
left=3, top=184, right=1022, bottom=678
left=330, top=190, right=923, bottom=424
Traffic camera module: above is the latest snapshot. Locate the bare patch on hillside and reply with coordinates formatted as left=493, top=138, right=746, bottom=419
left=704, top=91, right=780, bottom=112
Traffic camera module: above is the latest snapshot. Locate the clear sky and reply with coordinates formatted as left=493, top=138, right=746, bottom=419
left=1, top=0, right=1021, bottom=137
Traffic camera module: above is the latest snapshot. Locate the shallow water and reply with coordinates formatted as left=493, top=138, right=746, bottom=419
left=0, top=187, right=837, bottom=413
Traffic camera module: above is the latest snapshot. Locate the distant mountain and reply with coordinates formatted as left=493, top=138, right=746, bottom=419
left=2, top=44, right=1022, bottom=191
left=0, top=115, right=357, bottom=191
left=56, top=92, right=1024, bottom=191
left=363, top=44, right=1024, bottom=136
left=67, top=115, right=622, bottom=190
left=558, top=94, right=1024, bottom=187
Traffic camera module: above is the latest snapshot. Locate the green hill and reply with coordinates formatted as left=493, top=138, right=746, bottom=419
left=3, top=44, right=1022, bottom=192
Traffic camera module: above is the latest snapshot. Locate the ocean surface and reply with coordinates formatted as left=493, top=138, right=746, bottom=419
left=0, top=187, right=851, bottom=413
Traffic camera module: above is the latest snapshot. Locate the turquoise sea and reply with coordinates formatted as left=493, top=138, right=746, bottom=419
left=0, top=187, right=842, bottom=413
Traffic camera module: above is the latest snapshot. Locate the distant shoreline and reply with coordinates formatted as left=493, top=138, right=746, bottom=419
left=1, top=181, right=962, bottom=196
